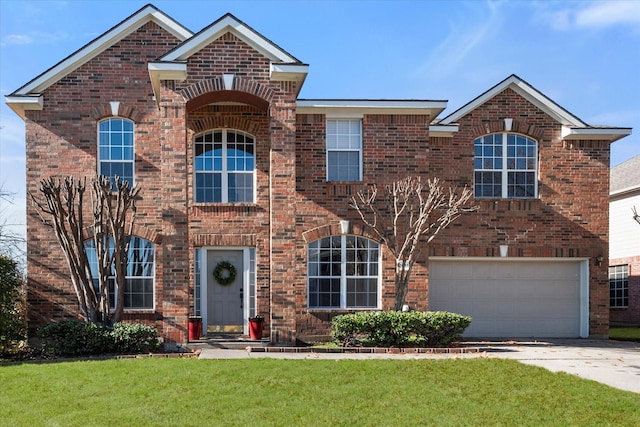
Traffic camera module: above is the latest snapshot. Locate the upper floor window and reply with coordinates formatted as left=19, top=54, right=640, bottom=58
left=98, top=118, right=134, bottom=187
left=307, top=235, right=379, bottom=309
left=474, top=133, right=537, bottom=198
left=195, top=130, right=255, bottom=203
left=85, top=236, right=155, bottom=310
left=326, top=119, right=362, bottom=181
left=609, top=264, right=629, bottom=308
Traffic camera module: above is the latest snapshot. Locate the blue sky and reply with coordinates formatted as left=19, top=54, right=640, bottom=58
left=1, top=0, right=639, bottom=250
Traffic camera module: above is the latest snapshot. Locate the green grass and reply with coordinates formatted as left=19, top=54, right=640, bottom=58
left=610, top=326, right=640, bottom=342
left=1, top=358, right=639, bottom=426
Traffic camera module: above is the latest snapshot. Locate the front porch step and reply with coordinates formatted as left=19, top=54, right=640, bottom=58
left=187, top=333, right=269, bottom=350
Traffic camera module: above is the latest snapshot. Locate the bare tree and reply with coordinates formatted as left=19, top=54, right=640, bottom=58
left=0, top=187, right=26, bottom=263
left=30, top=176, right=139, bottom=324
left=350, top=176, right=476, bottom=310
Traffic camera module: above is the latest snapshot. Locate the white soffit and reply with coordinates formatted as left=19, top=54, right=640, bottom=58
left=562, top=126, right=632, bottom=142
left=296, top=99, right=448, bottom=117
left=8, top=5, right=192, bottom=98
left=4, top=95, right=43, bottom=119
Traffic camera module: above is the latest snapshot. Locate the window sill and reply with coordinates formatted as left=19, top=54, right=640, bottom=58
left=307, top=308, right=380, bottom=313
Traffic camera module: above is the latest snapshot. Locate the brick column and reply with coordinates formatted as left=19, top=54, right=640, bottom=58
left=269, top=94, right=298, bottom=344
left=158, top=83, right=190, bottom=345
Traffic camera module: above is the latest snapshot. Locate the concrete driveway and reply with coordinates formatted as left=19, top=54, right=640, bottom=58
left=198, top=339, right=640, bottom=393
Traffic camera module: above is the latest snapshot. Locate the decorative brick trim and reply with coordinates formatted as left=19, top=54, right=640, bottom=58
left=301, top=222, right=378, bottom=243
left=247, top=346, right=481, bottom=354
left=191, top=233, right=256, bottom=247
left=181, top=76, right=274, bottom=105
left=469, top=119, right=545, bottom=140
left=82, top=224, right=162, bottom=244
left=90, top=103, right=144, bottom=122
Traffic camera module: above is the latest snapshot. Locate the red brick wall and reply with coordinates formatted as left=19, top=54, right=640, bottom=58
left=24, top=23, right=611, bottom=343
left=610, top=256, right=640, bottom=325
left=24, top=22, right=182, bottom=337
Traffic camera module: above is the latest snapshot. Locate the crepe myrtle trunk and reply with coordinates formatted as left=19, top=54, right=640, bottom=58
left=350, top=176, right=476, bottom=310
left=30, top=175, right=139, bottom=324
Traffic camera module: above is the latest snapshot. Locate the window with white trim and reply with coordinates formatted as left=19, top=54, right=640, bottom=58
left=609, top=264, right=629, bottom=308
left=195, top=129, right=255, bottom=203
left=474, top=133, right=537, bottom=198
left=308, top=235, right=379, bottom=309
left=326, top=119, right=362, bottom=181
left=98, top=118, right=134, bottom=187
left=85, top=237, right=155, bottom=309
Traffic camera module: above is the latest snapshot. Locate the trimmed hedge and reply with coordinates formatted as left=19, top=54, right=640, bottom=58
left=38, top=320, right=159, bottom=357
left=331, top=311, right=471, bottom=348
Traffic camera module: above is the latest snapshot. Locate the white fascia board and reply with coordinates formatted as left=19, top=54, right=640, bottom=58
left=12, top=6, right=192, bottom=96
left=161, top=15, right=297, bottom=63
left=270, top=63, right=309, bottom=81
left=296, top=99, right=447, bottom=116
left=440, top=75, right=586, bottom=127
left=610, top=185, right=640, bottom=198
left=562, top=126, right=632, bottom=142
left=148, top=62, right=188, bottom=106
left=429, top=124, right=459, bottom=137
left=5, top=95, right=43, bottom=120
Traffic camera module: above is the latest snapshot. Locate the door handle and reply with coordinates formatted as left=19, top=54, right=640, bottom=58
left=239, top=288, right=244, bottom=309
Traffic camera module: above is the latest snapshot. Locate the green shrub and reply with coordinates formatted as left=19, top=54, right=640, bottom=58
left=0, top=256, right=27, bottom=355
left=110, top=322, right=159, bottom=354
left=38, top=320, right=159, bottom=357
left=331, top=311, right=471, bottom=348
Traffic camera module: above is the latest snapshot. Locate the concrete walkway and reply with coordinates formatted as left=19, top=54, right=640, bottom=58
left=198, top=339, right=640, bottom=393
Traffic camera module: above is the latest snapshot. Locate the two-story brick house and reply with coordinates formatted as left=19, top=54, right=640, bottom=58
left=6, top=4, right=631, bottom=345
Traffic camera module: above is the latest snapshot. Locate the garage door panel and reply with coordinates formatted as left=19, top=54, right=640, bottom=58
left=429, top=260, right=582, bottom=338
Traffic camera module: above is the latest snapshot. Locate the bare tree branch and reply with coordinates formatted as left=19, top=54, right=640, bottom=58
left=351, top=176, right=477, bottom=310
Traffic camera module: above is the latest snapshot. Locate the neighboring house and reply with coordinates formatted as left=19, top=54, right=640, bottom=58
left=6, top=4, right=631, bottom=345
left=609, top=155, right=640, bottom=325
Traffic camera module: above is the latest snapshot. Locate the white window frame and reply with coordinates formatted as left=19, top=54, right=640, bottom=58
left=85, top=237, right=155, bottom=310
left=97, top=117, right=135, bottom=187
left=194, top=129, right=256, bottom=203
left=474, top=133, right=538, bottom=199
left=609, top=264, right=629, bottom=308
left=326, top=119, right=363, bottom=182
left=307, top=235, right=381, bottom=309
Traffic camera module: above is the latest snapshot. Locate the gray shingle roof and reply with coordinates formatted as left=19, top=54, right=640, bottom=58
left=611, top=154, right=640, bottom=194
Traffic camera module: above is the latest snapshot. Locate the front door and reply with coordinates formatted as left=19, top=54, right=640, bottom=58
left=207, top=250, right=244, bottom=332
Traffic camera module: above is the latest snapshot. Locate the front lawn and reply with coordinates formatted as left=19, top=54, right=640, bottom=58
left=610, top=326, right=640, bottom=342
left=2, top=358, right=638, bottom=426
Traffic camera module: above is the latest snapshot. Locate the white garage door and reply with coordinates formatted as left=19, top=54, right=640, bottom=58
left=428, top=259, right=587, bottom=338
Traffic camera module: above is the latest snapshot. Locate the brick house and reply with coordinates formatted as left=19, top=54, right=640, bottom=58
left=609, top=155, right=640, bottom=325
left=6, top=4, right=631, bottom=345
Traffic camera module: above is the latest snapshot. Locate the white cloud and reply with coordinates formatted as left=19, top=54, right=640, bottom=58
left=417, top=1, right=503, bottom=79
left=575, top=1, right=640, bottom=29
left=536, top=1, right=640, bottom=32
left=1, top=30, right=68, bottom=46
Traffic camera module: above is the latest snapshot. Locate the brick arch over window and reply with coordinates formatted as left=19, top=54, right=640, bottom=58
left=90, top=103, right=144, bottom=122
left=468, top=119, right=546, bottom=141
left=302, top=222, right=379, bottom=244
left=83, top=225, right=162, bottom=245
left=182, top=76, right=274, bottom=113
left=188, top=116, right=261, bottom=136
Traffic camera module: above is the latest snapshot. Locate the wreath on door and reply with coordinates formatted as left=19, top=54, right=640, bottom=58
left=213, top=261, right=237, bottom=286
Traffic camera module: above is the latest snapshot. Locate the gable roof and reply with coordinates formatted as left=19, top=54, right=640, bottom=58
left=6, top=4, right=193, bottom=119
left=148, top=13, right=308, bottom=100
left=611, top=154, right=640, bottom=196
left=439, top=74, right=631, bottom=142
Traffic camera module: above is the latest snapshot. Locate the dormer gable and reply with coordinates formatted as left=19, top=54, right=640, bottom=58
left=439, top=74, right=631, bottom=143
left=148, top=13, right=309, bottom=102
left=5, top=4, right=193, bottom=119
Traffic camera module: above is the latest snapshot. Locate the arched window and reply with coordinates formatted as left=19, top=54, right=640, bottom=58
left=85, top=237, right=155, bottom=309
left=98, top=118, right=135, bottom=187
left=194, top=129, right=255, bottom=203
left=307, top=235, right=380, bottom=309
left=474, top=133, right=538, bottom=198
